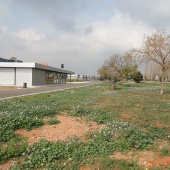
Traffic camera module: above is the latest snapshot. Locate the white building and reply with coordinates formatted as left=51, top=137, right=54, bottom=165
left=0, top=62, right=74, bottom=86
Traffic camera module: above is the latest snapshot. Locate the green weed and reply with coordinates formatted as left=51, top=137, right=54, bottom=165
left=0, top=81, right=170, bottom=169
left=99, top=155, right=140, bottom=170
left=0, top=135, right=27, bottom=164
left=161, top=146, right=170, bottom=155
left=47, top=118, right=60, bottom=125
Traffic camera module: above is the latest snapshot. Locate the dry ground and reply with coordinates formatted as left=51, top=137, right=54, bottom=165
left=15, top=113, right=103, bottom=144
left=0, top=113, right=170, bottom=170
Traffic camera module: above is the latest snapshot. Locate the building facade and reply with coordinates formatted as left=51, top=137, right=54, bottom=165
left=0, top=62, right=74, bottom=86
left=68, top=74, right=89, bottom=81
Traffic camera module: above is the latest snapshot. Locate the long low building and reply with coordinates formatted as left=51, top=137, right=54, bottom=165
left=0, top=62, right=74, bottom=86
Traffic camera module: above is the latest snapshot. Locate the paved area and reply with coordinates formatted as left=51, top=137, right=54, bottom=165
left=0, top=81, right=101, bottom=99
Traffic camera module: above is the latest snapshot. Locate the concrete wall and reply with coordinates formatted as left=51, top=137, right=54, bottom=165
left=0, top=68, right=15, bottom=85
left=32, top=68, right=46, bottom=85
left=16, top=68, right=32, bottom=86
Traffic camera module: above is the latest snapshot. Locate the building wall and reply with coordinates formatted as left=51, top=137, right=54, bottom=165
left=32, top=68, right=46, bottom=85
left=16, top=68, right=32, bottom=86
left=0, top=68, right=15, bottom=85
left=0, top=64, right=72, bottom=86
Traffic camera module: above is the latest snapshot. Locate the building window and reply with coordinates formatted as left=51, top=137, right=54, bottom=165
left=45, top=71, right=67, bottom=84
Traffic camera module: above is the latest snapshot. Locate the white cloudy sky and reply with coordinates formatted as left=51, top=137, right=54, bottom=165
left=0, top=0, right=170, bottom=75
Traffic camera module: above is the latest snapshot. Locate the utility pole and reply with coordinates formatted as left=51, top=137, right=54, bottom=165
left=75, top=52, right=77, bottom=74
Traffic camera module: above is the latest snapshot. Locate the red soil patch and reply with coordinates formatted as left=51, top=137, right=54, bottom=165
left=111, top=151, right=155, bottom=167
left=121, top=113, right=130, bottom=119
left=79, top=162, right=99, bottom=170
left=148, top=156, right=170, bottom=168
left=79, top=164, right=90, bottom=170
left=111, top=151, right=170, bottom=168
left=156, top=122, right=164, bottom=127
left=0, top=158, right=23, bottom=170
left=0, top=161, right=11, bottom=170
left=15, top=114, right=102, bottom=144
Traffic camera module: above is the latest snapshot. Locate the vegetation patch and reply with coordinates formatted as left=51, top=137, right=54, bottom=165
left=46, top=118, right=60, bottom=125
left=0, top=81, right=170, bottom=169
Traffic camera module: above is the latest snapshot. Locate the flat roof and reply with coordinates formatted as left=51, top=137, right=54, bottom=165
left=0, top=62, right=74, bottom=74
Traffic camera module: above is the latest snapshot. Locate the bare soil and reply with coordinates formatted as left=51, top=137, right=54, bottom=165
left=0, top=161, right=11, bottom=170
left=111, top=151, right=170, bottom=169
left=15, top=113, right=102, bottom=144
left=121, top=113, right=131, bottom=119
left=0, top=113, right=170, bottom=170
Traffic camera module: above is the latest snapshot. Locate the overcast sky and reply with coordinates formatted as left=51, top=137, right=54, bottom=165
left=1, top=0, right=170, bottom=75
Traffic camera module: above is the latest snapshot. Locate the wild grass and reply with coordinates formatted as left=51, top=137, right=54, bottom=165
left=0, top=81, right=170, bottom=169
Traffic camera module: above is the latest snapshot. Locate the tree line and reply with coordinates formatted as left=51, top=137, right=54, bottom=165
left=98, top=31, right=170, bottom=95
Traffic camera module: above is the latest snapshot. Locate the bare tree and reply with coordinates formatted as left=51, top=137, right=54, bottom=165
left=104, top=54, right=123, bottom=86
left=143, top=63, right=161, bottom=81
left=133, top=31, right=170, bottom=95
left=98, top=52, right=135, bottom=89
left=143, top=64, right=149, bottom=81
left=151, top=63, right=161, bottom=81
left=104, top=53, right=134, bottom=86
left=98, top=65, right=117, bottom=90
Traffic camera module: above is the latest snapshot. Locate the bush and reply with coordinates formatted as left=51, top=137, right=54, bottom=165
left=132, top=71, right=143, bottom=83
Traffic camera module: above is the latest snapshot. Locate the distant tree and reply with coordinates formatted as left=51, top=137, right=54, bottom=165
left=133, top=31, right=170, bottom=95
left=132, top=71, right=143, bottom=83
left=98, top=52, right=136, bottom=90
left=121, top=65, right=138, bottom=80
left=103, top=53, right=135, bottom=85
left=98, top=65, right=119, bottom=90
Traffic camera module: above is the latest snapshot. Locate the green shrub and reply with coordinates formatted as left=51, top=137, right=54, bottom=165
left=132, top=71, right=143, bottom=83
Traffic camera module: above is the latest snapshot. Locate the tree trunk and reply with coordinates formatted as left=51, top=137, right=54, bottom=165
left=110, top=80, right=116, bottom=90
left=120, top=74, right=123, bottom=86
left=160, top=69, right=165, bottom=95
left=120, top=78, right=123, bottom=86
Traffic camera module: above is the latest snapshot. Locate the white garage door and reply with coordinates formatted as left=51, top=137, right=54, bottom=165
left=0, top=68, right=15, bottom=85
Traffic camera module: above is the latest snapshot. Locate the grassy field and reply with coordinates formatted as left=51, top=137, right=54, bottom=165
left=0, top=81, right=170, bottom=169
